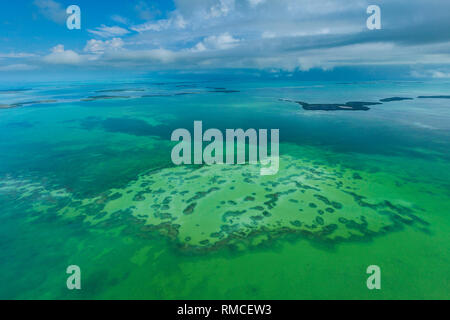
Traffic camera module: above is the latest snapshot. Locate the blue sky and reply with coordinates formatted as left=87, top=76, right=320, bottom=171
left=1, top=0, right=450, bottom=79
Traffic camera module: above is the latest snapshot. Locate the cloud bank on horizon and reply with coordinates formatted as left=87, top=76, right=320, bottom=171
left=1, top=0, right=450, bottom=78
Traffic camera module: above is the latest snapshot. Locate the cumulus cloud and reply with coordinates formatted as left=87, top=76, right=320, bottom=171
left=119, top=0, right=450, bottom=72
left=431, top=71, right=450, bottom=79
left=192, top=33, right=240, bottom=52
left=84, top=38, right=125, bottom=54
left=411, top=69, right=450, bottom=79
left=88, top=25, right=130, bottom=38
left=43, top=45, right=85, bottom=65
left=6, top=0, right=450, bottom=74
left=209, top=0, right=235, bottom=18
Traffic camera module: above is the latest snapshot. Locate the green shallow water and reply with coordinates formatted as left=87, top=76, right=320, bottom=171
left=0, top=79, right=449, bottom=299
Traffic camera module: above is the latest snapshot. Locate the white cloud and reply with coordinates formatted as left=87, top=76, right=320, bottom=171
left=209, top=0, right=235, bottom=18
left=0, top=64, right=38, bottom=71
left=88, top=25, right=130, bottom=38
left=191, top=42, right=207, bottom=52
left=192, top=33, right=240, bottom=51
left=411, top=69, right=450, bottom=79
left=0, top=53, right=37, bottom=59
left=4, top=0, right=450, bottom=75
left=135, top=1, right=160, bottom=20
left=261, top=31, right=276, bottom=39
left=84, top=38, right=125, bottom=54
left=431, top=71, right=450, bottom=79
left=131, top=20, right=171, bottom=33
left=131, top=14, right=186, bottom=33
left=111, top=15, right=129, bottom=25
left=103, top=48, right=177, bottom=64
left=43, top=45, right=85, bottom=65
left=33, top=0, right=66, bottom=24
left=248, top=0, right=266, bottom=7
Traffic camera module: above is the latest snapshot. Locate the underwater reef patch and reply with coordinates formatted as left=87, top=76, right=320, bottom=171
left=0, top=152, right=431, bottom=254
left=3, top=100, right=58, bottom=109
left=81, top=95, right=131, bottom=101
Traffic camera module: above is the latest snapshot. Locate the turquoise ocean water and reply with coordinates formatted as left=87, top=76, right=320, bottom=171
left=0, top=78, right=449, bottom=299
